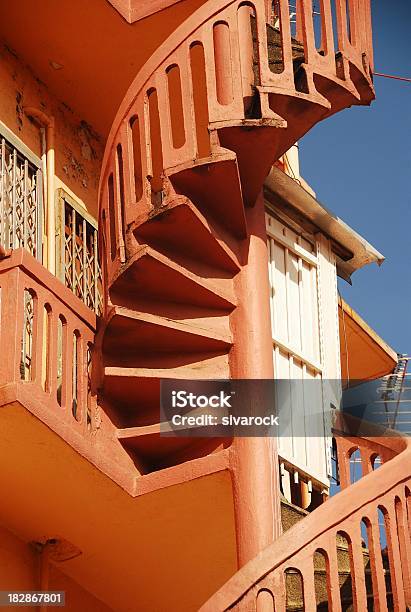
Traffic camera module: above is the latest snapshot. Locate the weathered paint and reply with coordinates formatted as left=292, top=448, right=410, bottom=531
left=0, top=44, right=102, bottom=218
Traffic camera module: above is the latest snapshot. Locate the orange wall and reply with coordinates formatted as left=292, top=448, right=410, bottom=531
left=0, top=404, right=238, bottom=612
left=0, top=524, right=112, bottom=612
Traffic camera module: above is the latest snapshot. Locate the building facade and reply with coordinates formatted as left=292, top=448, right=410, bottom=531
left=0, top=1, right=410, bottom=611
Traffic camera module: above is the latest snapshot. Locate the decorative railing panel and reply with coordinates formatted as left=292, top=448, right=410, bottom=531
left=0, top=135, right=43, bottom=261
left=57, top=191, right=102, bottom=315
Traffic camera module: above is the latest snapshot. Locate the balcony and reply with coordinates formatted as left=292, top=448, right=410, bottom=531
left=0, top=249, right=97, bottom=454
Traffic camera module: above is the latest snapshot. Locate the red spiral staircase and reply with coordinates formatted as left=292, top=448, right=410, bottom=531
left=94, top=1, right=411, bottom=609
left=97, top=0, right=374, bottom=472
left=1, top=1, right=410, bottom=609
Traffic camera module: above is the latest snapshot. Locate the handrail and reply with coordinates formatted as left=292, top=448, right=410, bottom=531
left=0, top=249, right=96, bottom=329
left=100, top=0, right=242, bottom=178
left=98, top=0, right=374, bottom=294
left=201, top=424, right=411, bottom=610
left=101, top=0, right=374, bottom=180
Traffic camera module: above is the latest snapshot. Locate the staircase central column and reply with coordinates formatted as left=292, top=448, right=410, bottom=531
left=229, top=191, right=282, bottom=567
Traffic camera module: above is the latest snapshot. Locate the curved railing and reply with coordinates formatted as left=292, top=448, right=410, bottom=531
left=98, top=0, right=374, bottom=294
left=200, top=421, right=411, bottom=611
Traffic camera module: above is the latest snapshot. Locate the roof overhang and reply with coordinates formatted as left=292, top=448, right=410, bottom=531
left=339, top=297, right=398, bottom=380
left=107, top=0, right=185, bottom=23
left=264, top=166, right=385, bottom=283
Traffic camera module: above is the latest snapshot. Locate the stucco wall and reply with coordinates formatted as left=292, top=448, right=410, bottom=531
left=0, top=524, right=112, bottom=611
left=0, top=44, right=103, bottom=220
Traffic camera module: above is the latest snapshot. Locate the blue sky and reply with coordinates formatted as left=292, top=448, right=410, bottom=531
left=300, top=0, right=411, bottom=355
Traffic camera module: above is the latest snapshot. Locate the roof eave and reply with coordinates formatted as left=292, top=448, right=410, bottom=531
left=264, top=166, right=385, bottom=282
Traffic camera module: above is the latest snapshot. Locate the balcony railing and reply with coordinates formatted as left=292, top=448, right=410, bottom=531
left=201, top=416, right=411, bottom=611
left=0, top=248, right=140, bottom=493
left=0, top=249, right=97, bottom=438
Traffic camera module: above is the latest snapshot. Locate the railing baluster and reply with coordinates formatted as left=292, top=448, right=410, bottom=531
left=347, top=0, right=359, bottom=47
left=300, top=0, right=317, bottom=65
left=363, top=0, right=374, bottom=71
left=60, top=317, right=70, bottom=410
left=300, top=555, right=317, bottom=610
left=0, top=269, right=20, bottom=382
left=383, top=500, right=406, bottom=611
left=71, top=207, right=76, bottom=293
left=93, top=228, right=99, bottom=314
left=128, top=96, right=153, bottom=216
left=0, top=139, right=5, bottom=246
left=154, top=70, right=174, bottom=169
left=361, top=448, right=373, bottom=477
left=11, top=149, right=17, bottom=249
left=173, top=45, right=198, bottom=162
left=368, top=510, right=389, bottom=612
left=23, top=160, right=28, bottom=251
left=395, top=493, right=411, bottom=606
left=320, top=0, right=336, bottom=60
left=350, top=523, right=368, bottom=612
left=272, top=571, right=286, bottom=612
left=276, top=0, right=294, bottom=81
left=334, top=0, right=349, bottom=52
left=31, top=289, right=42, bottom=384
left=48, top=307, right=59, bottom=398
left=82, top=217, right=87, bottom=305
left=114, top=145, right=126, bottom=263
left=326, top=532, right=343, bottom=612
left=335, top=437, right=351, bottom=490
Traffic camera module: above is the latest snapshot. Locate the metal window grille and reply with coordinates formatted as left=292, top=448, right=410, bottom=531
left=58, top=192, right=102, bottom=315
left=0, top=136, right=43, bottom=260
left=21, top=290, right=35, bottom=381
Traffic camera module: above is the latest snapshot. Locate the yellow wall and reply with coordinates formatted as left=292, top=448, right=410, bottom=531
left=0, top=44, right=103, bottom=219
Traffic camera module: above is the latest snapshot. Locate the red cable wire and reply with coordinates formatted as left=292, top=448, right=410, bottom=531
left=374, top=71, right=411, bottom=83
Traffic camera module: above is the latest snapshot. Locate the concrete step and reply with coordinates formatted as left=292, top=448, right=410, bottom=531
left=109, top=244, right=236, bottom=312
left=132, top=195, right=241, bottom=275
left=102, top=306, right=232, bottom=365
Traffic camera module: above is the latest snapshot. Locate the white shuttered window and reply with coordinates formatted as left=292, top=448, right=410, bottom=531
left=266, top=212, right=341, bottom=488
